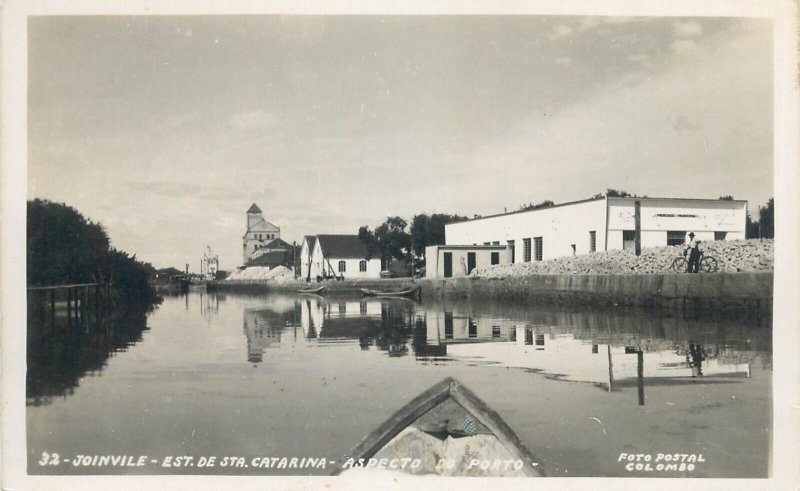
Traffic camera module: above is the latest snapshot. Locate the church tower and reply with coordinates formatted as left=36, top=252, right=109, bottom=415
left=242, top=203, right=281, bottom=264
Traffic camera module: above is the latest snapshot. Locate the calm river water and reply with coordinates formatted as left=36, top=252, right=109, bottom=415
left=26, top=291, right=771, bottom=477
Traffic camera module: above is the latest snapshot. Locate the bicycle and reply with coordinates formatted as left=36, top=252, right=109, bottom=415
left=671, top=252, right=718, bottom=273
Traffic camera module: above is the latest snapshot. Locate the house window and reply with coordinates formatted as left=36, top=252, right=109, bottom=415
left=338, top=303, right=346, bottom=315
left=622, top=230, right=636, bottom=250
left=359, top=260, right=367, bottom=272
left=589, top=231, right=597, bottom=252
left=483, top=242, right=491, bottom=245
left=534, top=237, right=543, bottom=261
left=715, top=231, right=728, bottom=241
left=360, top=302, right=367, bottom=315
left=492, top=326, right=501, bottom=338
left=667, top=230, right=687, bottom=246
left=507, top=240, right=515, bottom=263
left=492, top=241, right=500, bottom=245
left=491, top=252, right=500, bottom=265
left=338, top=261, right=346, bottom=273
left=523, top=238, right=532, bottom=262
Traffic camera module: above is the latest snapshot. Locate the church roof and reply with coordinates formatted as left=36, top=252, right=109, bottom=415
left=315, top=234, right=370, bottom=259
left=247, top=203, right=262, bottom=214
left=246, top=216, right=280, bottom=233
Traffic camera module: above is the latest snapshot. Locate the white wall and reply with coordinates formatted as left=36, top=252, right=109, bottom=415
left=328, top=257, right=381, bottom=279
left=425, top=246, right=510, bottom=279
left=445, top=198, right=608, bottom=262
left=445, top=197, right=747, bottom=263
left=606, top=198, right=747, bottom=248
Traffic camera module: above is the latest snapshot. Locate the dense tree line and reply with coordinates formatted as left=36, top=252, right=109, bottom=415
left=358, top=213, right=468, bottom=268
left=27, top=199, right=160, bottom=308
left=746, top=198, right=774, bottom=239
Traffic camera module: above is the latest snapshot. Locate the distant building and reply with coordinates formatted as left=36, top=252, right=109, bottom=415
left=426, top=196, right=747, bottom=278
left=242, top=203, right=283, bottom=264
left=299, top=234, right=381, bottom=281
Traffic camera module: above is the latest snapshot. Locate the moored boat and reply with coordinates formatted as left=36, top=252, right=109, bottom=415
left=297, top=285, right=326, bottom=295
left=359, top=286, right=421, bottom=299
left=333, top=377, right=544, bottom=477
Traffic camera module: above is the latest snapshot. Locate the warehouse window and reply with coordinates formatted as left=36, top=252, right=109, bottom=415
left=714, top=231, right=728, bottom=241
left=359, top=260, right=367, bottom=272
left=534, top=237, right=543, bottom=261
left=667, top=230, right=687, bottom=246
left=338, top=260, right=346, bottom=273
left=507, top=240, right=515, bottom=263
left=589, top=231, right=597, bottom=252
left=623, top=230, right=636, bottom=250
left=491, top=252, right=500, bottom=265
left=360, top=302, right=367, bottom=315
left=523, top=238, right=532, bottom=262
left=483, top=242, right=491, bottom=245
left=492, top=241, right=500, bottom=245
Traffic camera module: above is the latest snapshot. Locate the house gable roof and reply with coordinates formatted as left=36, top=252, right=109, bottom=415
left=303, top=235, right=317, bottom=251
left=247, top=203, right=262, bottom=214
left=315, top=234, right=370, bottom=259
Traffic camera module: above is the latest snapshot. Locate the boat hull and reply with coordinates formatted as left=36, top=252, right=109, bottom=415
left=359, top=286, right=421, bottom=299
left=333, top=377, right=544, bottom=477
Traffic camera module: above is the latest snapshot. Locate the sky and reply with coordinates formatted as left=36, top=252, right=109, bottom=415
left=27, top=15, right=774, bottom=270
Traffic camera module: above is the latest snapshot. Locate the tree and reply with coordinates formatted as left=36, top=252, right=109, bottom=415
left=745, top=198, right=774, bottom=239
left=758, top=198, right=774, bottom=239
left=27, top=199, right=160, bottom=308
left=718, top=195, right=734, bottom=201
left=358, top=225, right=381, bottom=260
left=519, top=200, right=555, bottom=211
left=409, top=213, right=468, bottom=257
left=375, top=216, right=410, bottom=262
left=605, top=189, right=632, bottom=198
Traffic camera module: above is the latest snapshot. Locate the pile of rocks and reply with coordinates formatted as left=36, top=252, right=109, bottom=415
left=225, top=265, right=298, bottom=283
left=471, top=239, right=773, bottom=278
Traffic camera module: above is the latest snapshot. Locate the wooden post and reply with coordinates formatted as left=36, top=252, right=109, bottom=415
left=606, top=344, right=614, bottom=392
left=67, top=287, right=72, bottom=322
left=634, top=200, right=641, bottom=257
left=50, top=288, right=56, bottom=325
left=637, top=350, right=645, bottom=406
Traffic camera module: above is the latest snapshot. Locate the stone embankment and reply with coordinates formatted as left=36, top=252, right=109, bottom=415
left=472, top=239, right=773, bottom=278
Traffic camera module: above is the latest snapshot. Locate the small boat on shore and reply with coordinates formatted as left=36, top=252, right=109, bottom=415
left=297, top=285, right=326, bottom=295
left=333, top=377, right=544, bottom=477
left=359, top=286, right=421, bottom=299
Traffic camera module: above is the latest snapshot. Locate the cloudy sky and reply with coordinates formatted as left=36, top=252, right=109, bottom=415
left=28, top=15, right=773, bottom=270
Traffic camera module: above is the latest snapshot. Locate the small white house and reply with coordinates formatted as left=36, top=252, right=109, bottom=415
left=299, top=234, right=381, bottom=281
left=444, top=196, right=747, bottom=264
left=425, top=244, right=511, bottom=279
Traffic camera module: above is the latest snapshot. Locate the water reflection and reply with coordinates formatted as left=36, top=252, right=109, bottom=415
left=26, top=306, right=151, bottom=406
left=28, top=291, right=771, bottom=408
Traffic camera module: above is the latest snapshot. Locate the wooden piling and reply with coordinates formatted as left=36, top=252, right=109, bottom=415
left=637, top=350, right=645, bottom=406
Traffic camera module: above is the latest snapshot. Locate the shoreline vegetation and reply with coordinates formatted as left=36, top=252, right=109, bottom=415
left=27, top=199, right=162, bottom=312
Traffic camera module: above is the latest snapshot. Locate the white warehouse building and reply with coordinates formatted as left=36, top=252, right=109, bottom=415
left=436, top=197, right=746, bottom=272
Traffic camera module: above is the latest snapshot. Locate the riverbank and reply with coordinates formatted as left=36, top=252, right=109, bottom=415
left=426, top=272, right=772, bottom=319
left=211, top=271, right=772, bottom=319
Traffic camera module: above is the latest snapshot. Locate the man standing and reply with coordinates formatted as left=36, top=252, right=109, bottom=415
left=684, top=232, right=702, bottom=273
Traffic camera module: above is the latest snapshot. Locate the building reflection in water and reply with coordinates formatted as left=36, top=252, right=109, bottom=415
left=286, top=296, right=762, bottom=405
